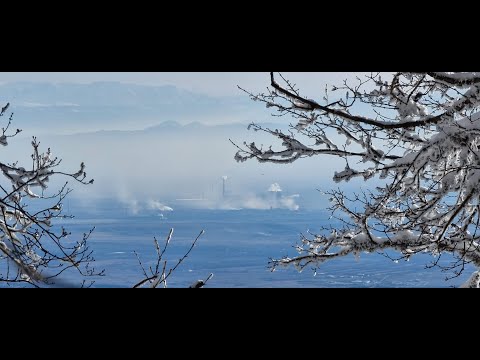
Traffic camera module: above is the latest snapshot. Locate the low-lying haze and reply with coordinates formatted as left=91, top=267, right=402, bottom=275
left=0, top=73, right=374, bottom=213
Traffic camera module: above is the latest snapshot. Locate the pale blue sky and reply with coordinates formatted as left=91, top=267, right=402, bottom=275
left=0, top=72, right=365, bottom=97
left=0, top=72, right=374, bottom=209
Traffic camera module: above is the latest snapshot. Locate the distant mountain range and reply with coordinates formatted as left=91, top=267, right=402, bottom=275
left=0, top=81, right=356, bottom=210
left=0, top=81, right=262, bottom=136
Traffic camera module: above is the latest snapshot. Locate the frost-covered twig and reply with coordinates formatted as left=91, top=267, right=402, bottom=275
left=0, top=105, right=103, bottom=287
left=237, top=73, right=480, bottom=284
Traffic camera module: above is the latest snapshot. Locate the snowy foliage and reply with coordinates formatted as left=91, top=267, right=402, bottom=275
left=235, top=72, right=480, bottom=287
left=0, top=105, right=102, bottom=287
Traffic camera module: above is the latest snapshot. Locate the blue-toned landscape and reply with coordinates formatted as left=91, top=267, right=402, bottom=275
left=2, top=73, right=479, bottom=288
left=58, top=207, right=473, bottom=287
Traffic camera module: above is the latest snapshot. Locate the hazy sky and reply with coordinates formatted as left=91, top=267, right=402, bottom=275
left=0, top=72, right=365, bottom=97
left=0, top=72, right=378, bottom=211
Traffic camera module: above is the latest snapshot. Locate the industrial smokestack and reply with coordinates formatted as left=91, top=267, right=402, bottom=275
left=222, top=176, right=228, bottom=198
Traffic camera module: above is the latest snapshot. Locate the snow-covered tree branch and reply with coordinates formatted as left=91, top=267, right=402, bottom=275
left=0, top=103, right=103, bottom=287
left=234, top=72, right=480, bottom=287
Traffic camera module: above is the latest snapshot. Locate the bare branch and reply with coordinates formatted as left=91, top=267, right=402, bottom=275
left=237, top=73, right=480, bottom=286
left=133, top=229, right=211, bottom=288
left=0, top=106, right=102, bottom=287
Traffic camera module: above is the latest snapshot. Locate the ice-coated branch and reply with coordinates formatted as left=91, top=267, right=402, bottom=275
left=424, top=72, right=480, bottom=87
left=237, top=73, right=480, bottom=285
left=0, top=105, right=103, bottom=287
